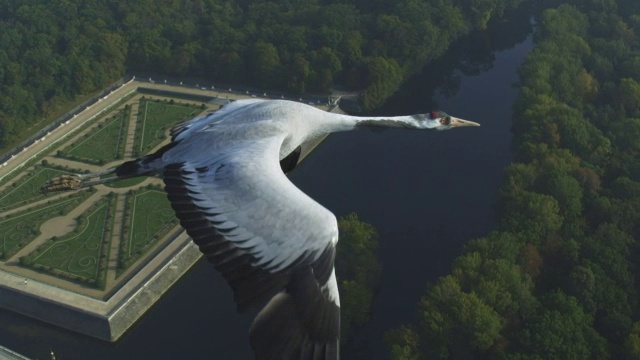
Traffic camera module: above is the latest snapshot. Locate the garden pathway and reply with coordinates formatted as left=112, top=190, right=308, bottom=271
left=105, top=193, right=125, bottom=288
left=9, top=191, right=104, bottom=263
left=123, top=101, right=139, bottom=158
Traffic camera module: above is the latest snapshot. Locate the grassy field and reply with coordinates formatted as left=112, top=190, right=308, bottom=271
left=0, top=167, right=70, bottom=212
left=31, top=196, right=113, bottom=281
left=64, top=109, right=129, bottom=164
left=117, top=189, right=178, bottom=276
left=136, top=100, right=201, bottom=155
left=0, top=193, right=89, bottom=260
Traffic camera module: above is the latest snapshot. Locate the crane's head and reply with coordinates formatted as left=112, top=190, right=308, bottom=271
left=418, top=111, right=480, bottom=130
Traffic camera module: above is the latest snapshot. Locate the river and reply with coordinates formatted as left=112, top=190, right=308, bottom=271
left=0, top=15, right=534, bottom=360
left=292, top=15, right=534, bottom=358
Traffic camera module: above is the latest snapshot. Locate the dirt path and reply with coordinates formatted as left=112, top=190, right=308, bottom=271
left=45, top=157, right=102, bottom=172
left=124, top=101, right=139, bottom=157
left=105, top=194, right=125, bottom=288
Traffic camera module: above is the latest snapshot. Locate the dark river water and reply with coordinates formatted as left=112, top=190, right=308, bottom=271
left=0, top=15, right=534, bottom=360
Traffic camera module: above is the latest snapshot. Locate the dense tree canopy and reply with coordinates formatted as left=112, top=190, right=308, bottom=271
left=335, top=213, right=382, bottom=355
left=386, top=1, right=640, bottom=358
left=0, top=0, right=526, bottom=151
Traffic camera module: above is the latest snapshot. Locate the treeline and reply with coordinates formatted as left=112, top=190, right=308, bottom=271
left=0, top=0, right=526, bottom=149
left=386, top=1, right=640, bottom=359
left=336, top=213, right=381, bottom=356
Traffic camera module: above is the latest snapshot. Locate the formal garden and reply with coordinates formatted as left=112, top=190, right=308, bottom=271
left=0, top=89, right=213, bottom=293
left=134, top=99, right=202, bottom=156
left=0, top=166, right=72, bottom=212
left=117, top=186, right=180, bottom=277
left=21, top=193, right=116, bottom=288
left=60, top=107, right=130, bottom=165
left=0, top=190, right=92, bottom=260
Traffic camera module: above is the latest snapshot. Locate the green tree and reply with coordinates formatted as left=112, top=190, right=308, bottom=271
left=514, top=290, right=608, bottom=359
left=309, top=47, right=342, bottom=92
left=335, top=213, right=381, bottom=343
left=625, top=322, right=640, bottom=359
left=419, top=275, right=503, bottom=358
left=539, top=173, right=583, bottom=221
left=385, top=325, right=421, bottom=360
left=537, top=4, right=588, bottom=40
left=286, top=53, right=310, bottom=94
left=360, top=57, right=403, bottom=111
left=452, top=253, right=536, bottom=319
left=215, top=51, right=246, bottom=82
left=250, top=41, right=281, bottom=88
left=499, top=191, right=563, bottom=243
left=620, top=78, right=640, bottom=114
left=574, top=69, right=599, bottom=101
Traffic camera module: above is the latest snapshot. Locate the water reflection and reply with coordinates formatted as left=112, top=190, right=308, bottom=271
left=378, top=8, right=533, bottom=116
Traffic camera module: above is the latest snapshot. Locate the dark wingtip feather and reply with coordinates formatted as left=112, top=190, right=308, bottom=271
left=250, top=263, right=340, bottom=360
left=162, top=162, right=340, bottom=359
left=250, top=291, right=340, bottom=360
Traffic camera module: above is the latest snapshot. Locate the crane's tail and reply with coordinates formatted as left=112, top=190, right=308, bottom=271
left=113, top=159, right=150, bottom=177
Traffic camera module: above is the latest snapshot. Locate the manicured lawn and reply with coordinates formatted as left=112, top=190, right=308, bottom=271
left=0, top=167, right=69, bottom=212
left=129, top=190, right=176, bottom=255
left=117, top=189, right=178, bottom=276
left=0, top=194, right=88, bottom=260
left=64, top=109, right=129, bottom=164
left=32, top=196, right=112, bottom=280
left=137, top=100, right=201, bottom=155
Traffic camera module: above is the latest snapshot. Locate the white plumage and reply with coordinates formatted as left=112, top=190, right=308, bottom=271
left=43, top=98, right=479, bottom=360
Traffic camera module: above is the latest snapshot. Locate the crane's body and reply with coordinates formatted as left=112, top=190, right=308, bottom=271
left=42, top=98, right=479, bottom=360
left=186, top=100, right=351, bottom=156
left=140, top=99, right=352, bottom=172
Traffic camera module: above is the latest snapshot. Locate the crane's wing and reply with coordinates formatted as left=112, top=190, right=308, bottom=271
left=162, top=134, right=340, bottom=359
left=169, top=99, right=265, bottom=142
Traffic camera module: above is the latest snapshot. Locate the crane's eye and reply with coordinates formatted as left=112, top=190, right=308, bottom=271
left=440, top=116, right=451, bottom=125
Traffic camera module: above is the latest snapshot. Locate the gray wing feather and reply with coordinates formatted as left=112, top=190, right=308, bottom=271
left=162, top=115, right=341, bottom=359
left=170, top=99, right=266, bottom=142
left=191, top=136, right=337, bottom=268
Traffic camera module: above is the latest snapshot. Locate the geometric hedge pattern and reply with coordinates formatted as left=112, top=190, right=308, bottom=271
left=0, top=93, right=210, bottom=292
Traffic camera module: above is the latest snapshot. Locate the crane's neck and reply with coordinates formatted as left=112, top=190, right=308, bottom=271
left=326, top=113, right=427, bottom=132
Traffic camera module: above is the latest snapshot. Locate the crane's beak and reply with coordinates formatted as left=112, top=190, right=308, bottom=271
left=450, top=117, right=480, bottom=127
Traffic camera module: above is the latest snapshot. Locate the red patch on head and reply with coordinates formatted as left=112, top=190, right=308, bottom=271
left=430, top=111, right=439, bottom=119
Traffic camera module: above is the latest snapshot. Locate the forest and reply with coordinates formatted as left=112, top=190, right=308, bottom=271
left=386, top=1, right=640, bottom=359
left=0, top=0, right=524, bottom=151
left=3, top=0, right=640, bottom=358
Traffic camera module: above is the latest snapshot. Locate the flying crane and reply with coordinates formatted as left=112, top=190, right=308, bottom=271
left=43, top=98, right=479, bottom=359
